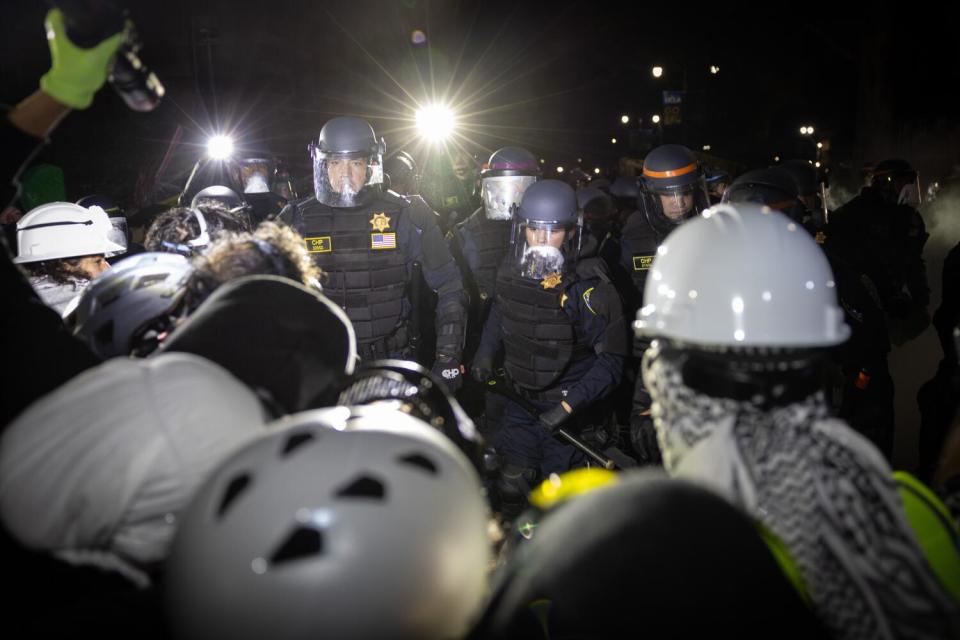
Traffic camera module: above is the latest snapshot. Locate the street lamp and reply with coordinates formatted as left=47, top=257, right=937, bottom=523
left=620, top=114, right=630, bottom=124
left=709, top=65, right=720, bottom=74
left=556, top=166, right=564, bottom=173
left=594, top=168, right=601, bottom=174
left=652, top=66, right=663, bottom=78
left=611, top=137, right=617, bottom=144
left=651, top=114, right=661, bottom=124
left=702, top=144, right=711, bottom=151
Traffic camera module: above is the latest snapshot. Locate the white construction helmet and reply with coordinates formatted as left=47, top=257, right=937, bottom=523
left=14, top=201, right=126, bottom=264
left=634, top=203, right=849, bottom=347
left=166, top=407, right=491, bottom=640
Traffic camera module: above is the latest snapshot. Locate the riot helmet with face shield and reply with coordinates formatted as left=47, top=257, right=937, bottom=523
left=638, top=144, right=709, bottom=232
left=871, top=158, right=921, bottom=208
left=310, top=117, right=385, bottom=208
left=510, top=179, right=582, bottom=281
left=480, top=146, right=540, bottom=221
left=722, top=168, right=809, bottom=226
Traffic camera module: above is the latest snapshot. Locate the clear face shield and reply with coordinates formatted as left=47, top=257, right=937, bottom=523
left=640, top=177, right=710, bottom=226
left=105, top=217, right=129, bottom=257
left=897, top=173, right=923, bottom=208
left=311, top=147, right=384, bottom=208
left=512, top=220, right=580, bottom=281
left=237, top=158, right=275, bottom=194
left=482, top=175, right=537, bottom=221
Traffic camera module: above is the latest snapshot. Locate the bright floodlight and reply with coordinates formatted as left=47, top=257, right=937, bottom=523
left=651, top=114, right=661, bottom=124
left=652, top=66, right=663, bottom=78
left=415, top=104, right=456, bottom=142
left=621, top=115, right=630, bottom=124
left=207, top=134, right=234, bottom=160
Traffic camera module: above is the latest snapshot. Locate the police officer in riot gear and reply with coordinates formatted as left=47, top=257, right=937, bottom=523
left=449, top=146, right=540, bottom=440
left=722, top=167, right=810, bottom=226
left=384, top=151, right=420, bottom=197
left=620, top=144, right=710, bottom=465
left=471, top=180, right=627, bottom=517
left=779, top=159, right=828, bottom=232
left=279, top=117, right=467, bottom=389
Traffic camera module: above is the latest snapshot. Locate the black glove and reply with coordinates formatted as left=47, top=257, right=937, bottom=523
left=539, top=403, right=571, bottom=434
left=470, top=354, right=494, bottom=383
left=630, top=413, right=662, bottom=466
left=432, top=356, right=463, bottom=393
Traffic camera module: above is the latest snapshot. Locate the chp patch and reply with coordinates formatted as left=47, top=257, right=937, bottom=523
left=371, top=232, right=397, bottom=250
left=305, top=236, right=332, bottom=253
left=633, top=255, right=655, bottom=271
left=582, top=287, right=597, bottom=315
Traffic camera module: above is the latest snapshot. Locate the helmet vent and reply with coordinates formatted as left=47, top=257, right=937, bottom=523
left=270, top=527, right=324, bottom=565
left=281, top=432, right=316, bottom=458
left=397, top=452, right=438, bottom=475
left=217, top=473, right=252, bottom=518
left=335, top=475, right=386, bottom=499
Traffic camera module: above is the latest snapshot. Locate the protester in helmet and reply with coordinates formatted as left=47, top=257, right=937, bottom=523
left=144, top=200, right=252, bottom=257
left=69, top=252, right=193, bottom=359
left=636, top=203, right=960, bottom=640
left=14, top=201, right=124, bottom=314
left=279, top=117, right=467, bottom=390
left=472, top=180, right=628, bottom=517
left=165, top=411, right=491, bottom=640
left=473, top=470, right=827, bottom=640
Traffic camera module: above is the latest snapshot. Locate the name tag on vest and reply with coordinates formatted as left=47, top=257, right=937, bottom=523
left=633, top=255, right=654, bottom=271
left=305, top=236, right=332, bottom=253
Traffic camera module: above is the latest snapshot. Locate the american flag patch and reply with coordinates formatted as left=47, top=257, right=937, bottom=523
left=371, top=232, right=397, bottom=249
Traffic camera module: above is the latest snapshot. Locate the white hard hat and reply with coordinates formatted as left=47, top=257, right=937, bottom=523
left=14, top=201, right=126, bottom=264
left=634, top=203, right=850, bottom=347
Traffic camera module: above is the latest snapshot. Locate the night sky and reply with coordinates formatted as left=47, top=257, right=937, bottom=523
left=2, top=0, right=958, bottom=207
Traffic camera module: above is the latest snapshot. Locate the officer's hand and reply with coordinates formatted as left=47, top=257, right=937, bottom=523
left=539, top=402, right=572, bottom=434
left=40, top=9, right=126, bottom=110
left=629, top=412, right=662, bottom=466
left=470, top=355, right=494, bottom=383
left=432, top=356, right=463, bottom=393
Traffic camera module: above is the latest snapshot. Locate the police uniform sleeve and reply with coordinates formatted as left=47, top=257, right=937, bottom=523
left=905, top=209, right=930, bottom=309
left=404, top=202, right=468, bottom=363
left=561, top=280, right=627, bottom=411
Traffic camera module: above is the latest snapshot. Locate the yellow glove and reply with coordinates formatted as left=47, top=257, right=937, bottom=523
left=39, top=8, right=126, bottom=109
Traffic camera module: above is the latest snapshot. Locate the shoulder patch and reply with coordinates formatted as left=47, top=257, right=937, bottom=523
left=582, top=287, right=597, bottom=315
left=633, top=255, right=655, bottom=271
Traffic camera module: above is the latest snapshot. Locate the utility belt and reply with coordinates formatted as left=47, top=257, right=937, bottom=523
left=357, top=323, right=412, bottom=361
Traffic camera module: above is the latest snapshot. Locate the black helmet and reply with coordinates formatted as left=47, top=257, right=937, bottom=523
left=191, top=185, right=245, bottom=211
left=71, top=252, right=192, bottom=358
left=722, top=168, right=808, bottom=224
left=639, top=144, right=710, bottom=231
left=609, top=176, right=639, bottom=200
left=309, top=116, right=386, bottom=208
left=871, top=158, right=920, bottom=206
left=481, top=147, right=540, bottom=179
left=384, top=151, right=419, bottom=195
left=577, top=186, right=614, bottom=223
left=511, top=180, right=582, bottom=279
left=480, top=147, right=540, bottom=221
